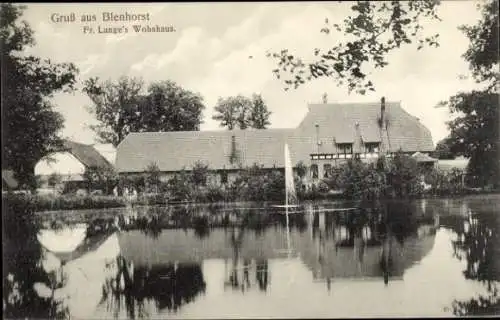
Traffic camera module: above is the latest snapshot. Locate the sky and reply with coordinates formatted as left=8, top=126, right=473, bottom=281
left=20, top=1, right=486, bottom=159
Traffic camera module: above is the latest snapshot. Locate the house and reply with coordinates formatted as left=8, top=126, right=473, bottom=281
left=115, top=97, right=434, bottom=186
left=35, top=140, right=114, bottom=193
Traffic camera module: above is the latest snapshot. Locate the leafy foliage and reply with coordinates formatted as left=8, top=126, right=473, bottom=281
left=267, top=1, right=441, bottom=93
left=248, top=94, right=272, bottom=129
left=212, top=94, right=272, bottom=130
left=439, top=0, right=499, bottom=188
left=295, top=161, right=308, bottom=179
left=229, top=164, right=285, bottom=201
left=450, top=204, right=500, bottom=316
left=326, top=159, right=385, bottom=200
left=386, top=152, right=424, bottom=198
left=143, top=162, right=162, bottom=194
left=191, top=161, right=209, bottom=187
left=166, top=170, right=193, bottom=201
left=440, top=91, right=499, bottom=188
left=212, top=95, right=253, bottom=130
left=82, top=166, right=118, bottom=195
left=1, top=4, right=78, bottom=189
left=3, top=194, right=69, bottom=319
left=325, top=153, right=423, bottom=200
left=459, top=0, right=499, bottom=87
left=432, top=137, right=455, bottom=159
left=47, top=173, right=63, bottom=188
left=424, top=167, right=465, bottom=196
left=83, top=78, right=205, bottom=146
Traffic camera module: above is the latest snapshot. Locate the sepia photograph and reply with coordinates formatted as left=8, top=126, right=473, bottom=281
left=2, top=1, right=499, bottom=318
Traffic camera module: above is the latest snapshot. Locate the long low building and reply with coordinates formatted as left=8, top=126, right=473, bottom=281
left=115, top=97, right=434, bottom=185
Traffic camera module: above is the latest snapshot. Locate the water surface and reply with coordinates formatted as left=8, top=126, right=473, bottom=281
left=29, top=195, right=500, bottom=318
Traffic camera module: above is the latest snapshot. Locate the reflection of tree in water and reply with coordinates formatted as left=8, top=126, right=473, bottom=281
left=224, top=225, right=270, bottom=292
left=100, top=255, right=206, bottom=319
left=193, top=215, right=210, bottom=239
left=3, top=198, right=69, bottom=319
left=331, top=200, right=422, bottom=285
left=256, top=259, right=269, bottom=291
left=227, top=226, right=245, bottom=290
left=448, top=204, right=500, bottom=316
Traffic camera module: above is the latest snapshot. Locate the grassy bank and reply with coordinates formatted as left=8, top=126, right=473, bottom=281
left=3, top=186, right=499, bottom=215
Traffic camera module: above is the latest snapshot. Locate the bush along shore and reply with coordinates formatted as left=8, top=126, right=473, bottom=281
left=4, top=152, right=498, bottom=213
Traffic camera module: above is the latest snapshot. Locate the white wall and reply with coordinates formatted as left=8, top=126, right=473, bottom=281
left=35, top=151, right=86, bottom=176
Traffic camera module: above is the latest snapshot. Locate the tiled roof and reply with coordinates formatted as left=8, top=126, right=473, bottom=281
left=61, top=140, right=114, bottom=170
left=297, top=101, right=434, bottom=153
left=116, top=100, right=435, bottom=173
left=116, top=129, right=295, bottom=172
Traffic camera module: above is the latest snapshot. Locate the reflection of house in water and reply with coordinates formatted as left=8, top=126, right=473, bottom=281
left=297, top=205, right=438, bottom=286
left=118, top=202, right=439, bottom=291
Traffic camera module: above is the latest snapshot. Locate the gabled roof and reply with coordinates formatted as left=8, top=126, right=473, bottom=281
left=115, top=100, right=435, bottom=173
left=298, top=101, right=434, bottom=153
left=61, top=140, right=114, bottom=170
left=116, top=129, right=295, bottom=173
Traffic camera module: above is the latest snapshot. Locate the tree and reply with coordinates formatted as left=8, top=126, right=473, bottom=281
left=213, top=94, right=272, bottom=130
left=267, top=1, right=441, bottom=93
left=443, top=91, right=498, bottom=187
left=82, top=166, right=118, bottom=195
left=432, top=137, right=455, bottom=160
left=83, top=78, right=206, bottom=147
left=386, top=152, right=423, bottom=198
left=3, top=195, right=69, bottom=319
left=144, top=162, right=161, bottom=194
left=248, top=94, right=272, bottom=129
left=459, top=0, right=499, bottom=89
left=439, top=0, right=499, bottom=188
left=1, top=4, right=78, bottom=189
left=47, top=173, right=62, bottom=189
left=212, top=95, right=252, bottom=130
left=191, top=161, right=209, bottom=187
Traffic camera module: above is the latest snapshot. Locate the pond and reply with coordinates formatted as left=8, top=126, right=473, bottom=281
left=4, top=194, right=500, bottom=318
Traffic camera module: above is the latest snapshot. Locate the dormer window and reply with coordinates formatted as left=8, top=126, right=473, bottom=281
left=336, top=143, right=353, bottom=155
left=365, top=142, right=380, bottom=153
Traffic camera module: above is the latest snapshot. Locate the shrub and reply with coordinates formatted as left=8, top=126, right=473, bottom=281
left=425, top=167, right=466, bottom=196
left=4, top=193, right=127, bottom=212
left=144, top=162, right=161, bottom=194
left=191, top=161, right=209, bottom=187
left=204, top=184, right=227, bottom=203
left=82, top=166, right=118, bottom=195
left=166, top=171, right=192, bottom=201
left=386, top=151, right=423, bottom=198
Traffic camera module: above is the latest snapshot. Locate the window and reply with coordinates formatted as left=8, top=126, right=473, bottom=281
left=311, top=164, right=318, bottom=179
left=365, top=142, right=380, bottom=153
left=220, top=170, right=228, bottom=184
left=337, top=143, right=353, bottom=155
left=323, top=164, right=332, bottom=178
